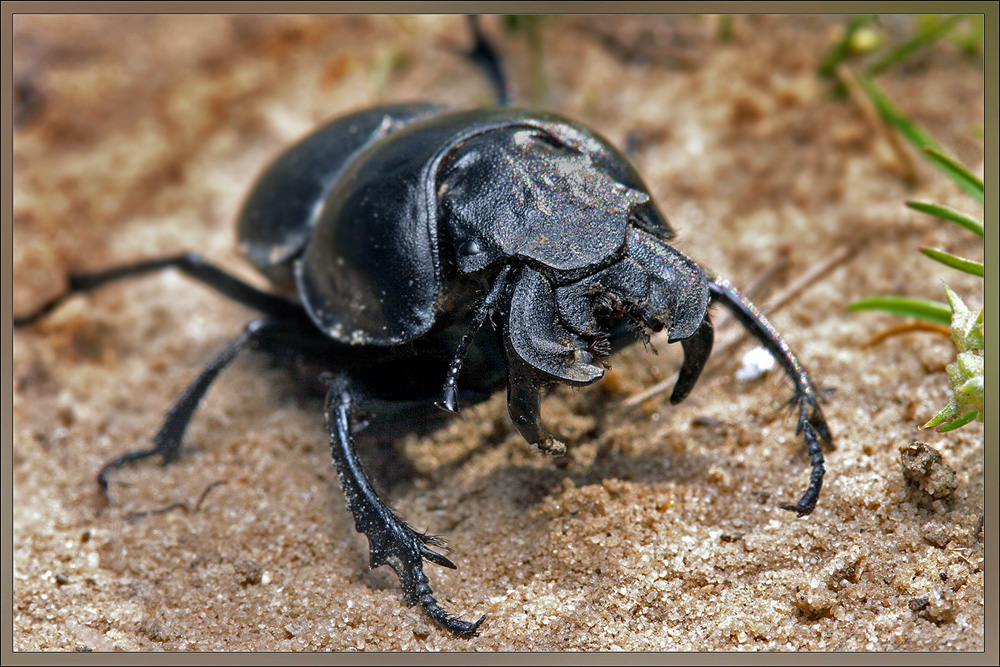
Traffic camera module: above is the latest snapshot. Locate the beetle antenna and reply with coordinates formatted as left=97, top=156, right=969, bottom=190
left=438, top=265, right=513, bottom=413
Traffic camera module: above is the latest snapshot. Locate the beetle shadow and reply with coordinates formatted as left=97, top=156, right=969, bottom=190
left=246, top=359, right=799, bottom=608
left=251, top=348, right=767, bottom=536
left=273, top=376, right=717, bottom=515
left=490, top=440, right=719, bottom=512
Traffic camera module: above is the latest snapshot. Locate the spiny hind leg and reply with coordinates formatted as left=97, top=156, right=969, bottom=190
left=14, top=252, right=301, bottom=328
left=98, top=317, right=299, bottom=501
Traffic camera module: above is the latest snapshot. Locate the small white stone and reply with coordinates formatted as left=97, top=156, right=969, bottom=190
left=735, top=346, right=776, bottom=381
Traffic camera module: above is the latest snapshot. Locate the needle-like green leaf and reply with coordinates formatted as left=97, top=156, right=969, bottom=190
left=853, top=72, right=942, bottom=151
left=906, top=200, right=984, bottom=237
left=919, top=247, right=984, bottom=276
left=847, top=296, right=953, bottom=327
left=922, top=146, right=985, bottom=204
left=936, top=411, right=979, bottom=432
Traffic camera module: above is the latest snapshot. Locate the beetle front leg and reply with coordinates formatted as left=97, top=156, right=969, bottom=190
left=438, top=265, right=512, bottom=413
left=707, top=274, right=832, bottom=517
left=501, top=267, right=604, bottom=456
left=505, top=362, right=566, bottom=457
left=325, top=377, right=486, bottom=638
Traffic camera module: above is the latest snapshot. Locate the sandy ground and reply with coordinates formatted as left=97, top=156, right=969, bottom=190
left=12, top=15, right=987, bottom=652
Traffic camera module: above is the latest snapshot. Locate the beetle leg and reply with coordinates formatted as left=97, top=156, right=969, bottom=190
left=97, top=318, right=291, bottom=503
left=502, top=268, right=606, bottom=456
left=326, top=377, right=486, bottom=639
left=465, top=15, right=510, bottom=106
left=13, top=252, right=303, bottom=328
left=707, top=274, right=832, bottom=517
left=505, top=359, right=566, bottom=456
left=439, top=265, right=512, bottom=413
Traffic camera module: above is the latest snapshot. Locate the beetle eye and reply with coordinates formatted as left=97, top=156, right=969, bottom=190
left=460, top=239, right=483, bottom=256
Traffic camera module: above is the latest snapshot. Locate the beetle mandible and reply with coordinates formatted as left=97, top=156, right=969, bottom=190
left=14, top=17, right=832, bottom=639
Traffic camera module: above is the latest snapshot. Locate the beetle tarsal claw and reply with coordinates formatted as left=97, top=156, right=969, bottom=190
left=536, top=437, right=567, bottom=457
left=364, top=514, right=483, bottom=633
left=436, top=385, right=461, bottom=413
left=778, top=421, right=825, bottom=517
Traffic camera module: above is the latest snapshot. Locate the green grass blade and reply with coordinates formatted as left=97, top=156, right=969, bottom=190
left=919, top=247, right=984, bottom=276
left=906, top=200, right=984, bottom=237
left=716, top=15, right=733, bottom=43
left=922, top=146, right=985, bottom=204
left=854, top=73, right=942, bottom=152
left=847, top=296, right=953, bottom=326
left=865, top=15, right=966, bottom=77
left=854, top=75, right=984, bottom=203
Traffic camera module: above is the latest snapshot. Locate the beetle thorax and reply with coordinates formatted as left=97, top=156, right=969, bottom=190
left=437, top=127, right=649, bottom=280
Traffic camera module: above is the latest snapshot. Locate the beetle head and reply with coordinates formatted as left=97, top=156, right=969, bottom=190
left=437, top=126, right=710, bottom=388
left=503, top=227, right=710, bottom=385
left=555, top=227, right=710, bottom=346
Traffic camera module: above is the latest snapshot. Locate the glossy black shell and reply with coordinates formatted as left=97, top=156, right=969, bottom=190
left=237, top=105, right=674, bottom=346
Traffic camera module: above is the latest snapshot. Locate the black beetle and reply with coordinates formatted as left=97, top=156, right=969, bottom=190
left=14, top=18, right=831, bottom=639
